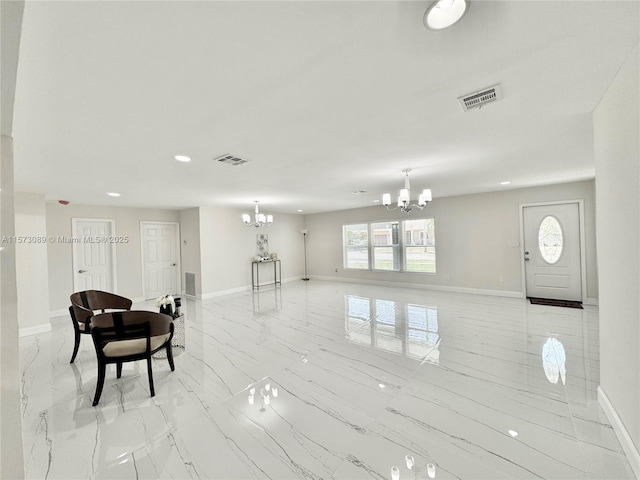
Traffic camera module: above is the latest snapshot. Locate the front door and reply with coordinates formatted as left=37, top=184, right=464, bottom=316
left=523, top=203, right=582, bottom=301
left=141, top=222, right=179, bottom=300
left=72, top=219, right=115, bottom=292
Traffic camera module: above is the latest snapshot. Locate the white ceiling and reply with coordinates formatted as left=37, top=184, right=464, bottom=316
left=12, top=1, right=640, bottom=214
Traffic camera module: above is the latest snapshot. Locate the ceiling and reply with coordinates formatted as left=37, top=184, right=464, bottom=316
left=12, top=1, right=640, bottom=215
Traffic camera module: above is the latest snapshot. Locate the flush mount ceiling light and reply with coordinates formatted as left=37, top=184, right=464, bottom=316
left=106, top=192, right=120, bottom=197
left=424, top=0, right=468, bottom=30
left=174, top=155, right=191, bottom=162
left=242, top=201, right=273, bottom=227
left=382, top=169, right=432, bottom=213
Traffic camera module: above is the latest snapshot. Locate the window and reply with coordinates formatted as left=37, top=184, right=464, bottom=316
left=343, top=218, right=436, bottom=273
left=538, top=216, right=563, bottom=264
left=372, top=222, right=399, bottom=271
left=404, top=218, right=436, bottom=273
left=343, top=224, right=369, bottom=269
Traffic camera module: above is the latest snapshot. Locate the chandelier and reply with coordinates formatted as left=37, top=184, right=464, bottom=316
left=382, top=169, right=432, bottom=213
left=242, top=201, right=273, bottom=227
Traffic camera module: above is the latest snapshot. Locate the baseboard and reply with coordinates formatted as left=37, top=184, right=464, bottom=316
left=49, top=308, right=68, bottom=318
left=584, top=297, right=599, bottom=306
left=198, top=276, right=300, bottom=299
left=19, top=323, right=52, bottom=337
left=200, top=285, right=251, bottom=299
left=598, top=386, right=640, bottom=478
left=309, top=275, right=524, bottom=299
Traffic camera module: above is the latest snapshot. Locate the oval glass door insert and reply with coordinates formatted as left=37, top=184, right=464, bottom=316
left=538, top=216, right=563, bottom=264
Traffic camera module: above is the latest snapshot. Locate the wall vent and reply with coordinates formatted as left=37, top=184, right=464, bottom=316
left=185, top=272, right=196, bottom=297
left=215, top=154, right=249, bottom=166
left=458, top=84, right=503, bottom=111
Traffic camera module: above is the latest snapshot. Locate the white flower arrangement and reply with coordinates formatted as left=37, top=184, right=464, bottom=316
left=155, top=295, right=174, bottom=307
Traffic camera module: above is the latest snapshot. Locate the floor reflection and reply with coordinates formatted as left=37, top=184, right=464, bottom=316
left=542, top=337, right=567, bottom=385
left=345, top=295, right=440, bottom=363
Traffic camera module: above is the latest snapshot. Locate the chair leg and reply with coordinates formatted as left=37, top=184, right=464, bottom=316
left=70, top=327, right=81, bottom=363
left=93, top=359, right=106, bottom=406
left=147, top=356, right=155, bottom=397
left=166, top=343, right=175, bottom=371
left=116, top=362, right=122, bottom=379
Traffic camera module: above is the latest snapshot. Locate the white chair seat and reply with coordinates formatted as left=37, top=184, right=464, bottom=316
left=102, top=333, right=170, bottom=358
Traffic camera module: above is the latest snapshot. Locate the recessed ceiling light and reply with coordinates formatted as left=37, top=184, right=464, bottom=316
left=500, top=181, right=511, bottom=185
left=373, top=199, right=380, bottom=203
left=107, top=192, right=121, bottom=197
left=508, top=429, right=519, bottom=437
left=174, top=155, right=191, bottom=162
left=424, top=0, right=468, bottom=30
left=297, top=209, right=303, bottom=213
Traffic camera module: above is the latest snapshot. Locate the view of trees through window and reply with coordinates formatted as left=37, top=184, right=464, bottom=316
left=343, top=219, right=435, bottom=273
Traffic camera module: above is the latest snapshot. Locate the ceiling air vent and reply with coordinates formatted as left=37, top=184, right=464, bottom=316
left=458, top=84, right=503, bottom=112
left=215, top=154, right=249, bottom=166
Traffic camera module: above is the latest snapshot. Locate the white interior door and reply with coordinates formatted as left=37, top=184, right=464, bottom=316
left=523, top=203, right=582, bottom=301
left=72, top=219, right=115, bottom=292
left=141, top=222, right=179, bottom=300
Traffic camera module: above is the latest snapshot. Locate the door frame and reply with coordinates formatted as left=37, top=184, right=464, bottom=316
left=139, top=221, right=181, bottom=300
left=71, top=218, right=118, bottom=293
left=519, top=200, right=587, bottom=302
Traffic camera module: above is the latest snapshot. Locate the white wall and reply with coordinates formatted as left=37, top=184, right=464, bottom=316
left=0, top=135, right=25, bottom=479
left=1, top=1, right=27, bottom=475
left=14, top=192, right=49, bottom=332
left=305, top=181, right=597, bottom=299
left=46, top=203, right=179, bottom=312
left=594, top=43, right=639, bottom=472
left=198, top=206, right=305, bottom=296
left=178, top=207, right=202, bottom=296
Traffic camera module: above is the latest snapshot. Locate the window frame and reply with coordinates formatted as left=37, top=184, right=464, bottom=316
left=343, top=218, right=436, bottom=274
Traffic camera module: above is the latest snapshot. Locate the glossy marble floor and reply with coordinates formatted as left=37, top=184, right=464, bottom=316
left=20, top=281, right=634, bottom=479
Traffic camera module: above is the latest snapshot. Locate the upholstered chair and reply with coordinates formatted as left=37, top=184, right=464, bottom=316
left=69, top=290, right=133, bottom=363
left=90, top=310, right=174, bottom=406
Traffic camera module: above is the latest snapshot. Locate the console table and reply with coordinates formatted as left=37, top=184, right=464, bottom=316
left=252, top=259, right=282, bottom=289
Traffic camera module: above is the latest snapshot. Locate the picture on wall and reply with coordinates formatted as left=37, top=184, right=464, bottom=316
left=257, top=234, right=269, bottom=256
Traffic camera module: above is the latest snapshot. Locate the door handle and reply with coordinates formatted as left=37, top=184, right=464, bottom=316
left=78, top=269, right=88, bottom=273
left=172, top=263, right=177, bottom=266
left=524, top=258, right=530, bottom=262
